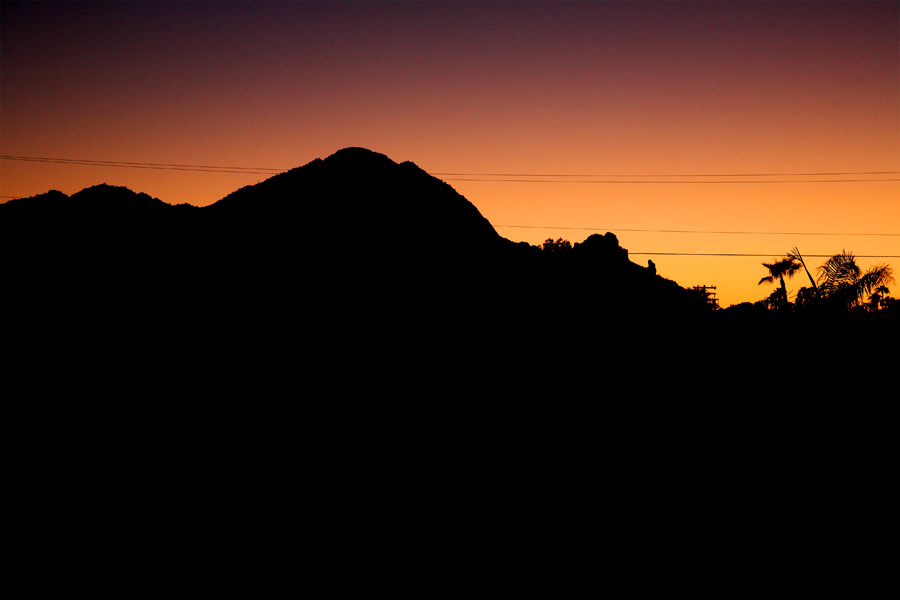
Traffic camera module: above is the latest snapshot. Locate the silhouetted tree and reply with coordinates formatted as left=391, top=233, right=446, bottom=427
left=867, top=285, right=890, bottom=313
left=540, top=238, right=572, bottom=253
left=758, top=257, right=801, bottom=312
left=755, top=287, right=785, bottom=311
left=816, top=250, right=895, bottom=311
left=794, top=286, right=817, bottom=311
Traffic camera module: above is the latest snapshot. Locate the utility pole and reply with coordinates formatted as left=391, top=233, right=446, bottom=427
left=692, top=285, right=719, bottom=309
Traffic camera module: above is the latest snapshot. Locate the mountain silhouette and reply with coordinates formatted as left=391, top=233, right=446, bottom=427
left=212, top=147, right=501, bottom=251
left=8, top=149, right=871, bottom=586
left=2, top=148, right=708, bottom=324
left=202, top=147, right=517, bottom=311
left=3, top=147, right=720, bottom=444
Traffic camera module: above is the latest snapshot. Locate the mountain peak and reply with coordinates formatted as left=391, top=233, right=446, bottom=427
left=322, top=147, right=397, bottom=169
left=328, top=147, right=389, bottom=159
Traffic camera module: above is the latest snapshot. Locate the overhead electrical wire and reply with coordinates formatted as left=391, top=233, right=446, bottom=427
left=2, top=154, right=898, bottom=181
left=2, top=192, right=894, bottom=239
left=495, top=225, right=899, bottom=236
left=3, top=154, right=898, bottom=248
left=0, top=155, right=281, bottom=175
left=441, top=177, right=899, bottom=183
left=431, top=171, right=900, bottom=177
left=0, top=155, right=284, bottom=171
left=628, top=252, right=899, bottom=258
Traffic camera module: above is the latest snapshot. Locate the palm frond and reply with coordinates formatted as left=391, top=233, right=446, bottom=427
left=789, top=247, right=818, bottom=291
left=856, top=264, right=896, bottom=303
left=783, top=260, right=802, bottom=279
left=761, top=257, right=800, bottom=280
left=817, top=249, right=861, bottom=295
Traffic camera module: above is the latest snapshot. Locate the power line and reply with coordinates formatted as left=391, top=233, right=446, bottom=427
left=0, top=156, right=282, bottom=175
left=432, top=171, right=900, bottom=177
left=496, top=225, right=900, bottom=237
left=2, top=192, right=897, bottom=240
left=0, top=155, right=284, bottom=172
left=443, top=177, right=899, bottom=183
left=2, top=194, right=895, bottom=239
left=3, top=155, right=898, bottom=182
left=2, top=193, right=897, bottom=257
left=4, top=154, right=898, bottom=242
left=629, top=253, right=900, bottom=257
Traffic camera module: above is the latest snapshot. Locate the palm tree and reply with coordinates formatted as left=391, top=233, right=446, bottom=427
left=875, top=285, right=891, bottom=310
left=866, top=285, right=890, bottom=313
left=816, top=250, right=895, bottom=311
left=758, top=256, right=802, bottom=311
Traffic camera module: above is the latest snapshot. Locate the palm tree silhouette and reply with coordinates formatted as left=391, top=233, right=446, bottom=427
left=759, top=257, right=802, bottom=311
left=816, top=250, right=895, bottom=311
left=867, top=285, right=890, bottom=312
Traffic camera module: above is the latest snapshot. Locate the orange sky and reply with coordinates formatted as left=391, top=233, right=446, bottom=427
left=2, top=1, right=898, bottom=308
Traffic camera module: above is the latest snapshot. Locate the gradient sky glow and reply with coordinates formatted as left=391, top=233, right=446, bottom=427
left=2, top=1, right=898, bottom=307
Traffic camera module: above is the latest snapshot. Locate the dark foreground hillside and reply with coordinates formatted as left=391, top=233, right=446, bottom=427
left=3, top=148, right=893, bottom=591
left=3, top=147, right=893, bottom=394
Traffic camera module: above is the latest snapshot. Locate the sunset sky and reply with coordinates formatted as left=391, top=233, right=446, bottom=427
left=2, top=1, right=898, bottom=308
